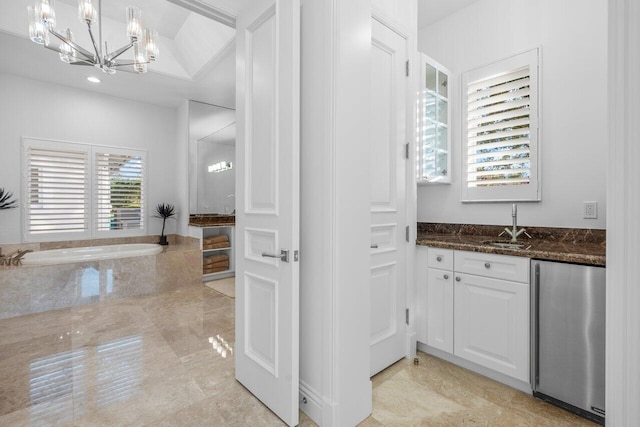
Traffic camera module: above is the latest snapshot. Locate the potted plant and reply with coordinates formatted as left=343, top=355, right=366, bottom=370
left=0, top=188, right=17, bottom=211
left=154, top=203, right=176, bottom=245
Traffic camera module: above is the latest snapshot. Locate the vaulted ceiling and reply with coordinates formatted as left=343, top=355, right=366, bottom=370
left=0, top=0, right=237, bottom=107
left=0, top=0, right=483, bottom=107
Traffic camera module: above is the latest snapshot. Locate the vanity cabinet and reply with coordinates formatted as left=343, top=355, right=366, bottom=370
left=419, top=247, right=530, bottom=383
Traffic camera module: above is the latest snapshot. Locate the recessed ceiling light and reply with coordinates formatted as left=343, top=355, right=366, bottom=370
left=87, top=76, right=101, bottom=83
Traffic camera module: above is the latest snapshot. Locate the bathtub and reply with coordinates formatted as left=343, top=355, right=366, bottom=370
left=21, top=243, right=164, bottom=266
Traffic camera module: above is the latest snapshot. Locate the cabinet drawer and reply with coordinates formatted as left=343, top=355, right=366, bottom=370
left=427, top=247, right=454, bottom=270
left=454, top=250, right=529, bottom=283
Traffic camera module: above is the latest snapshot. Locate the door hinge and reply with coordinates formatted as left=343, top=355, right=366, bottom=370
left=294, top=250, right=299, bottom=262
left=405, top=143, right=409, bottom=159
left=406, top=225, right=410, bottom=242
left=405, top=308, right=410, bottom=325
left=405, top=60, right=410, bottom=77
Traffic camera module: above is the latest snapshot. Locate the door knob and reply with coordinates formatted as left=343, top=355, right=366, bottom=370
left=262, top=250, right=290, bottom=263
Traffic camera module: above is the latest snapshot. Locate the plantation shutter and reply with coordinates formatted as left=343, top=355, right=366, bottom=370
left=461, top=49, right=539, bottom=202
left=94, top=150, right=145, bottom=233
left=466, top=66, right=531, bottom=187
left=22, top=139, right=147, bottom=242
left=24, top=140, right=90, bottom=239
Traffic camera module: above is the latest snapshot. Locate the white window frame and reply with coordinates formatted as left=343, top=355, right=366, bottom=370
left=461, top=48, right=540, bottom=202
left=22, top=138, right=147, bottom=242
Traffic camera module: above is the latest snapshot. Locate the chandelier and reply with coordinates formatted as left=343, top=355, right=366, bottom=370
left=27, top=0, right=159, bottom=75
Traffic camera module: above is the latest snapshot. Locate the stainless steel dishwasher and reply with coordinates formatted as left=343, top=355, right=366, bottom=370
left=531, top=260, right=605, bottom=425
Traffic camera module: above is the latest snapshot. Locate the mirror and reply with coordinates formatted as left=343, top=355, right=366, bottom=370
left=188, top=101, right=236, bottom=214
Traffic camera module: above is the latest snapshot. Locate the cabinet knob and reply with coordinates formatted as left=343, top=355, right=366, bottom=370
left=443, top=274, right=449, bottom=279
left=455, top=276, right=461, bottom=282
left=436, top=256, right=442, bottom=262
left=484, top=262, right=491, bottom=269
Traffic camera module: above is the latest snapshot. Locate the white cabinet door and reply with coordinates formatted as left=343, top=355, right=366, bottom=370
left=415, top=247, right=429, bottom=343
left=234, top=1, right=300, bottom=425
left=369, top=18, right=408, bottom=376
left=454, top=273, right=529, bottom=382
left=417, top=53, right=451, bottom=184
left=426, top=268, right=454, bottom=353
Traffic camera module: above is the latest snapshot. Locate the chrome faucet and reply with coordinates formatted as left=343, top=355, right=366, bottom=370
left=499, top=204, right=531, bottom=243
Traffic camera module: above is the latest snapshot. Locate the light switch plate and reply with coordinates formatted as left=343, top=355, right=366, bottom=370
left=584, top=201, right=598, bottom=219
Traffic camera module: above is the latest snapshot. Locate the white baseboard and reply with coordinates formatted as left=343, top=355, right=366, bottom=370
left=417, top=342, right=532, bottom=394
left=299, top=380, right=323, bottom=425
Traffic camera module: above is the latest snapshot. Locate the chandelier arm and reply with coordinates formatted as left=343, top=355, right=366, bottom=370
left=48, top=28, right=95, bottom=61
left=111, top=60, right=150, bottom=67
left=86, top=22, right=103, bottom=65
left=107, top=43, right=135, bottom=62
left=69, top=60, right=96, bottom=66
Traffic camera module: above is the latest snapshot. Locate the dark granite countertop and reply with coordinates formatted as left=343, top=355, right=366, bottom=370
left=188, top=214, right=235, bottom=227
left=416, top=223, right=606, bottom=267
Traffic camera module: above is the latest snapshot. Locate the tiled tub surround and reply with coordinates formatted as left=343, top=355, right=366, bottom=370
left=417, top=223, right=606, bottom=266
left=0, top=235, right=202, bottom=319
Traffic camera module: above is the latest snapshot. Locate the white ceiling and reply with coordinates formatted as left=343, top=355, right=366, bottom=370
left=418, top=0, right=483, bottom=29
left=57, top=0, right=191, bottom=39
left=0, top=0, right=481, bottom=108
left=0, top=0, right=237, bottom=108
left=196, top=0, right=255, bottom=17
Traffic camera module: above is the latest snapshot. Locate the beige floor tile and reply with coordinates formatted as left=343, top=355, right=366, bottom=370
left=208, top=379, right=286, bottom=426
left=0, top=281, right=601, bottom=426
left=144, top=395, right=228, bottom=426
left=180, top=346, right=235, bottom=397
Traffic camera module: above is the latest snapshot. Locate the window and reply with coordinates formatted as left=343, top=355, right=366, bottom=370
left=94, top=150, right=144, bottom=233
left=23, top=138, right=146, bottom=242
left=461, top=49, right=540, bottom=202
left=418, top=53, right=451, bottom=184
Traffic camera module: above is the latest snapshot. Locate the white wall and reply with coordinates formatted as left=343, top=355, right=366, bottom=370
left=300, top=1, right=417, bottom=425
left=372, top=0, right=416, bottom=27
left=0, top=73, right=181, bottom=244
left=607, top=1, right=640, bottom=424
left=175, top=100, right=190, bottom=237
left=300, top=0, right=374, bottom=425
left=417, top=0, right=607, bottom=229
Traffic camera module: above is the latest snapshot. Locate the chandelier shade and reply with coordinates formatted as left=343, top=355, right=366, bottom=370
left=27, top=0, right=159, bottom=75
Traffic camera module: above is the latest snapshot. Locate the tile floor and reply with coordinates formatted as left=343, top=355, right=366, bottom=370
left=0, top=281, right=597, bottom=426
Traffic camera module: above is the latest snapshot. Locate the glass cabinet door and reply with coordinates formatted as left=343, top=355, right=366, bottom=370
left=418, top=53, right=451, bottom=184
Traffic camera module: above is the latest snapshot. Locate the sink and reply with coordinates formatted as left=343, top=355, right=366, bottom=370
left=482, top=240, right=526, bottom=249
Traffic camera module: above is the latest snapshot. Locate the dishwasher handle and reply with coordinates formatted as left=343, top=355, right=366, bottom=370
left=531, top=262, right=541, bottom=389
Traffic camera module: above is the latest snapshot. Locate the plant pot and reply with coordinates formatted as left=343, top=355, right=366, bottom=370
left=159, top=235, right=168, bottom=245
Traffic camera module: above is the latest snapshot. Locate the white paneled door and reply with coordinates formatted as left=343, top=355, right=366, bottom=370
left=234, top=1, right=300, bottom=426
left=369, top=18, right=408, bottom=376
